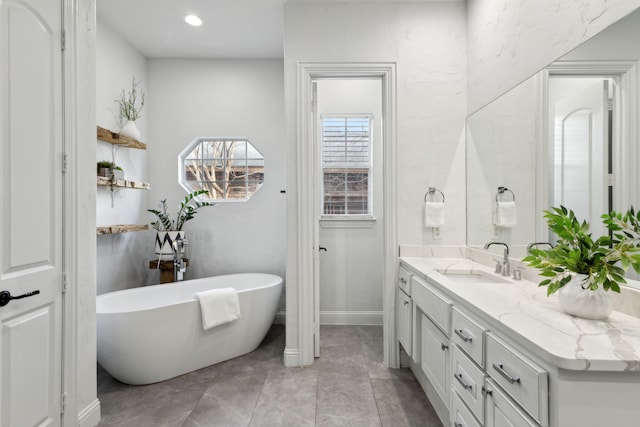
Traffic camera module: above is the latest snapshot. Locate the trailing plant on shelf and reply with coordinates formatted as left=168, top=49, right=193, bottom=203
left=522, top=205, right=640, bottom=296
left=148, top=189, right=214, bottom=231
left=116, top=76, right=145, bottom=122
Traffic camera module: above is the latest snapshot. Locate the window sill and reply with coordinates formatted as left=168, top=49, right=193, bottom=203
left=320, top=216, right=377, bottom=229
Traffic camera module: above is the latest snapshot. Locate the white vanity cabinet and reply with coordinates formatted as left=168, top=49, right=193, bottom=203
left=399, top=257, right=640, bottom=427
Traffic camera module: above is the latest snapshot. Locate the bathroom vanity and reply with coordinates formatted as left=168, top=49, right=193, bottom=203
left=397, top=251, right=640, bottom=427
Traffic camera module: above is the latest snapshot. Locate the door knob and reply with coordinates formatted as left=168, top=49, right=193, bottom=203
left=0, top=290, right=40, bottom=307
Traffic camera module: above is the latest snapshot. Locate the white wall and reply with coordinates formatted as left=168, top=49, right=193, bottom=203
left=467, top=0, right=640, bottom=113
left=146, top=59, right=286, bottom=288
left=96, top=18, right=149, bottom=295
left=284, top=1, right=467, bottom=362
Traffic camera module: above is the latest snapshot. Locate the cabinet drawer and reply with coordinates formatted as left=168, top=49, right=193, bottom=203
left=398, top=267, right=412, bottom=295
left=484, top=378, right=538, bottom=427
left=412, top=276, right=452, bottom=334
left=452, top=391, right=482, bottom=427
left=452, top=345, right=485, bottom=423
left=397, top=288, right=412, bottom=355
left=486, top=333, right=548, bottom=426
left=452, top=307, right=486, bottom=367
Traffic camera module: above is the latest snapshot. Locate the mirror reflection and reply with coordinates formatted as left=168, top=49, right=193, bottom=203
left=466, top=9, right=640, bottom=257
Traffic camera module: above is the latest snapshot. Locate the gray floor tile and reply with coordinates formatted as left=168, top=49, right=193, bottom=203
left=97, top=324, right=442, bottom=427
left=316, top=374, right=381, bottom=426
left=371, top=378, right=443, bottom=427
left=249, top=378, right=317, bottom=426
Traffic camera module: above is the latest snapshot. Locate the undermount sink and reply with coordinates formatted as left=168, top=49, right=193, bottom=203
left=436, top=269, right=511, bottom=284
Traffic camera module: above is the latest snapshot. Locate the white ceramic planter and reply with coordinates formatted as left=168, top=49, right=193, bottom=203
left=155, top=231, right=185, bottom=261
left=558, top=273, right=613, bottom=320
left=120, top=120, right=141, bottom=141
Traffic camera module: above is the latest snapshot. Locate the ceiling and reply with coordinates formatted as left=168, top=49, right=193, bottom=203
left=97, top=0, right=464, bottom=59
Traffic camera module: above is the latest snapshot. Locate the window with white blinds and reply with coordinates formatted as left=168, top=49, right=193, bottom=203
left=321, top=115, right=372, bottom=216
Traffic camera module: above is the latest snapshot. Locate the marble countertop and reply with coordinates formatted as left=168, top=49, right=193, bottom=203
left=400, top=256, right=640, bottom=372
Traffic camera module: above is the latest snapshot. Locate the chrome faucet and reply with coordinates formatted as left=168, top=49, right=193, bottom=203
left=526, top=242, right=554, bottom=253
left=172, top=238, right=188, bottom=282
left=484, top=241, right=510, bottom=277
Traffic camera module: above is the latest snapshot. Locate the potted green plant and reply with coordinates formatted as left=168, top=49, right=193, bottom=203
left=97, top=160, right=124, bottom=180
left=148, top=189, right=214, bottom=260
left=523, top=206, right=640, bottom=319
left=115, top=76, right=145, bottom=141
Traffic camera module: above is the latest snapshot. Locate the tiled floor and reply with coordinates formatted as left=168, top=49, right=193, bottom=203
left=97, top=325, right=443, bottom=427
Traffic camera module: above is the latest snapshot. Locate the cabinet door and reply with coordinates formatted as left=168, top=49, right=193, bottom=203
left=397, top=289, right=412, bottom=354
left=485, top=379, right=537, bottom=427
left=420, top=313, right=449, bottom=408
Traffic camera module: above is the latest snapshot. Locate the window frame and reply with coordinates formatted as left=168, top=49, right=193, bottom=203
left=320, top=114, right=375, bottom=221
left=178, top=137, right=265, bottom=203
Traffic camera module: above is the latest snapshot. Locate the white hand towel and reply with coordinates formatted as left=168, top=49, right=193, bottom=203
left=495, top=201, right=517, bottom=227
left=195, top=287, right=241, bottom=330
left=424, top=201, right=445, bottom=227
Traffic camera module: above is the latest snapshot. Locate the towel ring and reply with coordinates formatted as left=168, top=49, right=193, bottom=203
left=425, top=187, right=445, bottom=203
left=496, top=186, right=515, bottom=203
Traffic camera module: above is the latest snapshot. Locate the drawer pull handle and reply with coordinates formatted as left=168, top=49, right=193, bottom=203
left=441, top=343, right=449, bottom=351
left=455, top=328, right=473, bottom=343
left=400, top=277, right=407, bottom=284
left=454, top=372, right=473, bottom=391
left=454, top=423, right=464, bottom=427
left=482, top=385, right=492, bottom=396
left=403, top=301, right=409, bottom=306
left=492, top=362, right=521, bottom=384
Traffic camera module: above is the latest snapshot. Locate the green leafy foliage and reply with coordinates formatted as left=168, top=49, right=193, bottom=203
left=522, top=206, right=640, bottom=295
left=148, top=190, right=214, bottom=231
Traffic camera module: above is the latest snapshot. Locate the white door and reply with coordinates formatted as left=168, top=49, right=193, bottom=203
left=0, top=0, right=64, bottom=426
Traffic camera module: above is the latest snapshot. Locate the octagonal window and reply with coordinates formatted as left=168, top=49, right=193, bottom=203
left=179, top=137, right=265, bottom=202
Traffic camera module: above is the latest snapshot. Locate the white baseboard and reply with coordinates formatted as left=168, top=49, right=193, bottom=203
left=274, top=310, right=285, bottom=325
left=283, top=347, right=300, bottom=367
left=78, top=398, right=101, bottom=427
left=320, top=310, right=383, bottom=325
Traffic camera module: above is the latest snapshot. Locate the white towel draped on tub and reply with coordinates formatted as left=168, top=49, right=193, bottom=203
left=195, top=288, right=241, bottom=330
left=494, top=201, right=518, bottom=227
left=424, top=201, right=445, bottom=227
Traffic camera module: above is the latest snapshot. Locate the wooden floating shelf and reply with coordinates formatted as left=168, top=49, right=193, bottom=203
left=97, top=125, right=146, bottom=150
left=97, top=224, right=149, bottom=235
left=97, top=176, right=150, bottom=190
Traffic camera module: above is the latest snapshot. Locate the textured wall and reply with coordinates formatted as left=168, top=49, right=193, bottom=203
left=284, top=1, right=467, bottom=360
left=146, top=59, right=286, bottom=288
left=467, top=0, right=640, bottom=113
left=96, top=19, right=149, bottom=295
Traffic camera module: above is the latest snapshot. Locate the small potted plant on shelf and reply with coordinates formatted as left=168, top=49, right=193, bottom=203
left=115, top=76, right=145, bottom=141
left=522, top=205, right=640, bottom=320
left=97, top=160, right=124, bottom=181
left=148, top=189, right=214, bottom=260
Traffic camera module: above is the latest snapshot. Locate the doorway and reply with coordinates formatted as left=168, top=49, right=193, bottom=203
left=547, top=75, right=617, bottom=236
left=313, top=78, right=384, bottom=357
left=292, top=63, right=397, bottom=368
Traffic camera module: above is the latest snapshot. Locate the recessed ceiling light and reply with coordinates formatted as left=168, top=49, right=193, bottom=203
left=184, top=15, right=203, bottom=27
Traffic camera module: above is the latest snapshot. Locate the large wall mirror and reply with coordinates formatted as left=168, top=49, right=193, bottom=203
left=467, top=9, right=640, bottom=261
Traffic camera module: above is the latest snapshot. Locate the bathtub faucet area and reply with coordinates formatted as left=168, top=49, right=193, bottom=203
left=173, top=237, right=188, bottom=281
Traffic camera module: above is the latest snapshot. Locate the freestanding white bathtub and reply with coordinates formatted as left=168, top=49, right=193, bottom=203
left=96, top=273, right=282, bottom=385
